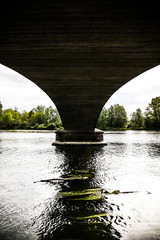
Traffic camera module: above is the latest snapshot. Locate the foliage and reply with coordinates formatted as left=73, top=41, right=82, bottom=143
left=96, top=109, right=108, bottom=130
left=0, top=101, right=2, bottom=115
left=144, top=96, right=160, bottom=129
left=97, top=97, right=160, bottom=130
left=111, top=104, right=128, bottom=128
left=46, top=123, right=57, bottom=130
left=0, top=104, right=63, bottom=130
left=0, top=96, right=160, bottom=131
left=129, top=108, right=144, bottom=129
left=97, top=104, right=128, bottom=129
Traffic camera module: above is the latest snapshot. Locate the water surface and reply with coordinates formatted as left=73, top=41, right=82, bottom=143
left=0, top=130, right=160, bottom=240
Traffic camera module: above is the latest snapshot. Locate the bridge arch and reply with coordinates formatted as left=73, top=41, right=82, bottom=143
left=102, top=65, right=160, bottom=119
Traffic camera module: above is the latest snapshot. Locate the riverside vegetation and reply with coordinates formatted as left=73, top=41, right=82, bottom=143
left=0, top=96, right=160, bottom=131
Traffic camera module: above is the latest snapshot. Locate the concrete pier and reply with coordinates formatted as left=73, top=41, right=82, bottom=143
left=52, top=129, right=107, bottom=145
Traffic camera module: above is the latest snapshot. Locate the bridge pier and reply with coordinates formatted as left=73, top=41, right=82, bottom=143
left=52, top=129, right=107, bottom=145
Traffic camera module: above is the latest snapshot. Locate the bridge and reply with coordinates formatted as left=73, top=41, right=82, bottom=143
left=0, top=1, right=159, bottom=143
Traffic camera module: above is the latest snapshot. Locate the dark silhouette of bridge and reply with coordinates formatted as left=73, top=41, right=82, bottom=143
left=0, top=1, right=159, bottom=143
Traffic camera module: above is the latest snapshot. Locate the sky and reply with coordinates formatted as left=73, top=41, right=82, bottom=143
left=0, top=63, right=160, bottom=118
left=104, top=65, right=160, bottom=117
left=0, top=64, right=55, bottom=111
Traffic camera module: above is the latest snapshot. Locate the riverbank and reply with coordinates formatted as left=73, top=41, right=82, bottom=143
left=0, top=128, right=159, bottom=133
left=0, top=129, right=56, bottom=133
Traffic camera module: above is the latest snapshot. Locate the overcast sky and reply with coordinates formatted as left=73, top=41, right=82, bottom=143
left=104, top=65, right=160, bottom=116
left=0, top=64, right=160, bottom=117
left=0, top=64, right=55, bottom=111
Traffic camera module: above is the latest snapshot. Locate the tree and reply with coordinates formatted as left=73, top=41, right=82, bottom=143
left=18, top=111, right=29, bottom=128
left=12, top=109, right=20, bottom=127
left=30, top=112, right=44, bottom=125
left=27, top=105, right=62, bottom=129
left=45, top=107, right=62, bottom=128
left=97, top=104, right=128, bottom=129
left=144, top=96, right=160, bottom=129
left=1, top=111, right=14, bottom=128
left=111, top=104, right=128, bottom=128
left=0, top=101, right=2, bottom=115
left=130, top=108, right=144, bottom=129
left=0, top=101, right=63, bottom=130
left=0, top=102, right=3, bottom=127
left=45, top=107, right=60, bottom=123
left=107, top=105, right=114, bottom=127
left=21, top=111, right=29, bottom=122
left=96, top=108, right=108, bottom=130
left=30, top=105, right=46, bottom=123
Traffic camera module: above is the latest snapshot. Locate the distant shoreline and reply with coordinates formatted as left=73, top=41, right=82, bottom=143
left=0, top=129, right=57, bottom=133
left=0, top=129, right=159, bottom=133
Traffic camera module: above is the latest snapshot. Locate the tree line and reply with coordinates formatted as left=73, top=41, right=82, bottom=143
left=97, top=96, right=160, bottom=130
left=0, top=96, right=159, bottom=130
left=0, top=104, right=62, bottom=130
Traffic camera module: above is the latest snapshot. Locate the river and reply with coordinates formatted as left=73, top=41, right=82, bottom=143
left=0, top=130, right=160, bottom=240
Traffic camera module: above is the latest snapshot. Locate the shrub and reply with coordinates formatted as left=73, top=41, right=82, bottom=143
left=46, top=123, right=57, bottom=130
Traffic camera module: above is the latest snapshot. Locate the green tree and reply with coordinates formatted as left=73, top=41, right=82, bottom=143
left=96, top=108, right=108, bottom=130
left=12, top=109, right=20, bottom=127
left=144, top=106, right=153, bottom=129
left=0, top=108, right=20, bottom=128
left=0, top=101, right=2, bottom=116
left=111, top=104, right=128, bottom=128
left=97, top=104, right=127, bottom=129
left=30, top=105, right=46, bottom=123
left=107, top=105, right=114, bottom=127
left=1, top=111, right=14, bottom=128
left=28, top=105, right=62, bottom=129
left=144, top=96, right=160, bottom=129
left=45, top=107, right=62, bottom=128
left=45, top=107, right=60, bottom=123
left=18, top=111, right=29, bottom=128
left=0, top=102, right=3, bottom=127
left=0, top=101, right=63, bottom=130
left=130, top=108, right=144, bottom=129
left=21, top=111, right=29, bottom=122
left=30, top=112, right=44, bottom=125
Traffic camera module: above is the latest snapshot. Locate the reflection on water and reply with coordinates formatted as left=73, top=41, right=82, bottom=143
left=0, top=131, right=160, bottom=239
left=36, top=145, right=124, bottom=240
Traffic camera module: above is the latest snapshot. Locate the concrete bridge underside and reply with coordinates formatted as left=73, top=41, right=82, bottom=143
left=0, top=1, right=160, bottom=142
